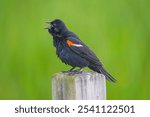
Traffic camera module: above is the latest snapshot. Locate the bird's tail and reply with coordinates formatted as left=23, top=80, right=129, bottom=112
left=88, top=65, right=116, bottom=82
left=99, top=67, right=116, bottom=83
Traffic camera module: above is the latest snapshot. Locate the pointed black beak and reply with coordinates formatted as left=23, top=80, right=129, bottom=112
left=44, top=22, right=52, bottom=29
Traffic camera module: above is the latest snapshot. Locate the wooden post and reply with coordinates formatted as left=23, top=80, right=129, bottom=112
left=52, top=71, right=106, bottom=100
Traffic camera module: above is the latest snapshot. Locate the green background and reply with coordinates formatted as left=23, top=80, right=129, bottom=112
left=0, top=0, right=150, bottom=99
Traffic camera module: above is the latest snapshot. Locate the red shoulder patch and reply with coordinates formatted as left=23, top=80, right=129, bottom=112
left=66, top=40, right=74, bottom=47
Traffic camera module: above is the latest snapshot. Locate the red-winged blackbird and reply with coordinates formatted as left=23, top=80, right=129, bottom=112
left=45, top=19, right=116, bottom=82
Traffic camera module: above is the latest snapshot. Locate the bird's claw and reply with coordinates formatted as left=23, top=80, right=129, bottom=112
left=61, top=69, right=83, bottom=75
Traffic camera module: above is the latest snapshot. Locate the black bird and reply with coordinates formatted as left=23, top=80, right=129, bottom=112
left=45, top=19, right=116, bottom=82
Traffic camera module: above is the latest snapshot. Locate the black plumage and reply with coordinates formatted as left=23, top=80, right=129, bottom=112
left=46, top=19, right=116, bottom=82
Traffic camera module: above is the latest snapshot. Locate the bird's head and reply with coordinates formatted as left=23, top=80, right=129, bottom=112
left=45, top=19, right=68, bottom=37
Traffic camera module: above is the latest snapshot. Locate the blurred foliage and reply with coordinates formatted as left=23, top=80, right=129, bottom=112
left=0, top=0, right=150, bottom=99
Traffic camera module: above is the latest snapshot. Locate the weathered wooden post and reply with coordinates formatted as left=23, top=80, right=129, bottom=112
left=52, top=71, right=106, bottom=100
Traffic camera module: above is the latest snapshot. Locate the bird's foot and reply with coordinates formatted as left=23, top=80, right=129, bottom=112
left=72, top=68, right=83, bottom=73
left=61, top=68, right=83, bottom=75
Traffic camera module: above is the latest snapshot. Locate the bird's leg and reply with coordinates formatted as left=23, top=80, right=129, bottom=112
left=62, top=67, right=76, bottom=73
left=69, top=67, right=76, bottom=72
left=73, top=67, right=83, bottom=72
left=62, top=67, right=83, bottom=75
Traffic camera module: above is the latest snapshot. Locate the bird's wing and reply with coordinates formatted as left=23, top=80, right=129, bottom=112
left=66, top=37, right=102, bottom=66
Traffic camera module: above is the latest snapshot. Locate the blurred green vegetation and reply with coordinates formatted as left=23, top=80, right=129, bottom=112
left=0, top=0, right=150, bottom=99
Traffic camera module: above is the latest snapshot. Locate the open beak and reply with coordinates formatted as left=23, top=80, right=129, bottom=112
left=44, top=22, right=52, bottom=29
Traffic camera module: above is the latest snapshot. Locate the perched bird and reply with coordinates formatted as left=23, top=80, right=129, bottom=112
left=45, top=19, right=116, bottom=82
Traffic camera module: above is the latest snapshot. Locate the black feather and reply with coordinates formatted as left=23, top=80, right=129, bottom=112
left=46, top=19, right=117, bottom=83
left=99, top=67, right=116, bottom=83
